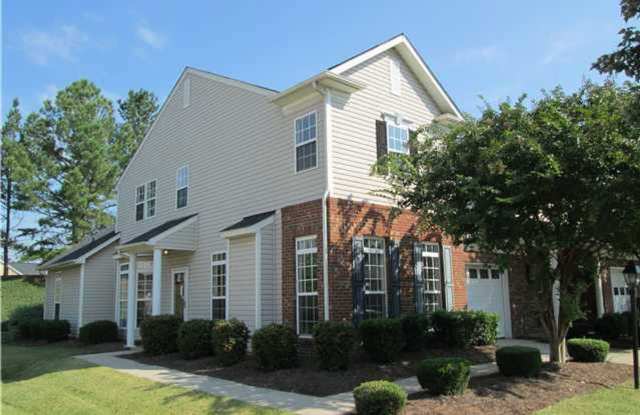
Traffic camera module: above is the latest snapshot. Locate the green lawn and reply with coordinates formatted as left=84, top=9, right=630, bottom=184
left=1, top=342, right=290, bottom=414
left=1, top=277, right=44, bottom=321
left=536, top=382, right=640, bottom=415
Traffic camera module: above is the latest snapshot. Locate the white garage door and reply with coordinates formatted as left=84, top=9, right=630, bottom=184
left=467, top=265, right=511, bottom=338
left=610, top=267, right=631, bottom=313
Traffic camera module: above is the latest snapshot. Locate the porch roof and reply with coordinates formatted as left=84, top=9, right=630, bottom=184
left=221, top=210, right=275, bottom=238
left=40, top=229, right=119, bottom=270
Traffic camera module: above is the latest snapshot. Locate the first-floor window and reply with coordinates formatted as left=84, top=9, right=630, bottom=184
left=53, top=275, right=62, bottom=320
left=363, top=237, right=386, bottom=319
left=421, top=243, right=442, bottom=312
left=118, top=263, right=129, bottom=327
left=211, top=252, right=227, bottom=320
left=296, top=236, right=318, bottom=335
left=136, top=262, right=153, bottom=326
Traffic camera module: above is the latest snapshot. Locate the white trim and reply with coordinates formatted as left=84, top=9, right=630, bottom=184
left=595, top=266, right=605, bottom=317
left=255, top=230, right=262, bottom=330
left=271, top=71, right=364, bottom=107
left=78, top=263, right=86, bottom=327
left=386, top=122, right=409, bottom=155
left=147, top=215, right=198, bottom=245
left=465, top=262, right=513, bottom=338
left=182, top=77, right=191, bottom=109
left=295, top=235, right=319, bottom=336
left=226, top=240, right=230, bottom=319
left=321, top=88, right=332, bottom=321
left=221, top=215, right=275, bottom=239
left=126, top=253, right=137, bottom=347
left=115, top=261, right=130, bottom=327
left=171, top=266, right=189, bottom=319
left=293, top=111, right=319, bottom=174
left=175, top=165, right=189, bottom=209
left=211, top=250, right=228, bottom=320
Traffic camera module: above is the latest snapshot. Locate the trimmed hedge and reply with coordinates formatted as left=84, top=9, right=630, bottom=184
left=496, top=346, right=542, bottom=377
left=431, top=310, right=499, bottom=348
left=313, top=321, right=356, bottom=370
left=359, top=318, right=405, bottom=363
left=353, top=380, right=407, bottom=415
left=211, top=318, right=249, bottom=366
left=594, top=313, right=628, bottom=340
left=567, top=338, right=610, bottom=362
left=400, top=313, right=430, bottom=351
left=140, top=315, right=182, bottom=355
left=252, top=324, right=298, bottom=371
left=416, top=357, right=471, bottom=395
left=177, top=319, right=214, bottom=359
left=9, top=304, right=44, bottom=326
left=79, top=320, right=119, bottom=344
left=17, top=319, right=70, bottom=342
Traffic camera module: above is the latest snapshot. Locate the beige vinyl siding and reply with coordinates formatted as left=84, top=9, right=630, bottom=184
left=44, top=274, right=55, bottom=320
left=116, top=71, right=325, bottom=320
left=228, top=235, right=256, bottom=331
left=331, top=48, right=441, bottom=205
left=158, top=222, right=197, bottom=251
left=260, top=222, right=277, bottom=326
left=81, top=241, right=118, bottom=325
left=59, top=265, right=81, bottom=334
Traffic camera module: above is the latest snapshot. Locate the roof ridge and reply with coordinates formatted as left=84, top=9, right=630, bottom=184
left=186, top=66, right=279, bottom=94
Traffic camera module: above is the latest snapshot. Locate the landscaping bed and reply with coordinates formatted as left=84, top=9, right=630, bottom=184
left=405, top=362, right=633, bottom=415
left=125, top=345, right=495, bottom=396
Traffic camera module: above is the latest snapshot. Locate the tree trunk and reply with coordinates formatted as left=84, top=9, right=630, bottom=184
left=549, top=334, right=566, bottom=364
left=3, top=175, right=11, bottom=277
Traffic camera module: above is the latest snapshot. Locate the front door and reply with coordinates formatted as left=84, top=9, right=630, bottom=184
left=611, top=267, right=631, bottom=313
left=172, top=269, right=187, bottom=320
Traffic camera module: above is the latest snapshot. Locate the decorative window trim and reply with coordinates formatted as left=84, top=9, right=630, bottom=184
left=176, top=165, right=189, bottom=209
left=211, top=251, right=227, bottom=320
left=295, top=235, right=319, bottom=336
left=135, top=180, right=157, bottom=221
left=387, top=122, right=409, bottom=155
left=390, top=58, right=401, bottom=95
left=116, top=263, right=129, bottom=328
left=293, top=111, right=318, bottom=173
left=363, top=236, right=387, bottom=319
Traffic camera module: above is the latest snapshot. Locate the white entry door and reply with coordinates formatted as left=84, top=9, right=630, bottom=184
left=610, top=267, right=631, bottom=313
left=466, top=265, right=511, bottom=337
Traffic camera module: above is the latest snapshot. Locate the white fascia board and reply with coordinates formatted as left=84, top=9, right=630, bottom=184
left=271, top=72, right=364, bottom=107
left=221, top=216, right=275, bottom=239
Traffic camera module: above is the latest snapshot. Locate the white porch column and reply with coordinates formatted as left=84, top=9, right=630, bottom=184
left=152, top=248, right=162, bottom=315
left=595, top=267, right=605, bottom=317
left=126, top=253, right=137, bottom=348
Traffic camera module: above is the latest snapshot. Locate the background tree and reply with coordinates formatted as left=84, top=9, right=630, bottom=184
left=377, top=81, right=640, bottom=363
left=593, top=0, right=640, bottom=80
left=16, top=80, right=117, bottom=261
left=112, top=89, right=158, bottom=171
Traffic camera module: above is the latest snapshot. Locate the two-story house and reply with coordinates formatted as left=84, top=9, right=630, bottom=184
left=41, top=34, right=625, bottom=346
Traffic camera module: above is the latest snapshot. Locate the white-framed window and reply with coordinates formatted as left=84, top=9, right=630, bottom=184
left=176, top=166, right=189, bottom=209
left=387, top=123, right=409, bottom=154
left=390, top=58, right=401, bottom=95
left=136, top=261, right=153, bottom=327
left=420, top=243, right=442, bottom=312
left=211, top=252, right=227, bottom=320
left=294, top=112, right=317, bottom=172
left=467, top=265, right=502, bottom=281
left=296, top=236, right=319, bottom=335
left=53, top=275, right=62, bottom=320
left=135, top=180, right=156, bottom=221
left=117, top=263, right=129, bottom=328
left=363, top=236, right=386, bottom=319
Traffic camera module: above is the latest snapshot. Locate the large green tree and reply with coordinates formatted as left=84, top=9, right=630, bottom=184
left=377, top=81, right=640, bottom=363
left=593, top=0, right=640, bottom=80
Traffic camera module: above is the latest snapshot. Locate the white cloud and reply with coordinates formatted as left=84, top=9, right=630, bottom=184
left=136, top=24, right=166, bottom=49
left=454, top=45, right=501, bottom=63
left=37, top=84, right=59, bottom=103
left=22, top=25, right=88, bottom=65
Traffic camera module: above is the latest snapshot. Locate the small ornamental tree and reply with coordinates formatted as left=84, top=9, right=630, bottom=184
left=376, top=81, right=640, bottom=363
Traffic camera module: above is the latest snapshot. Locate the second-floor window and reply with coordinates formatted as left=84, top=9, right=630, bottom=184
left=295, top=112, right=317, bottom=172
left=136, top=180, right=156, bottom=221
left=387, top=124, right=409, bottom=154
left=176, top=165, right=189, bottom=208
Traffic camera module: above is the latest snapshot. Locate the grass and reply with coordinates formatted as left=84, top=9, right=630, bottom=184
left=536, top=382, right=640, bottom=415
left=1, top=342, right=290, bottom=414
left=1, top=277, right=44, bottom=321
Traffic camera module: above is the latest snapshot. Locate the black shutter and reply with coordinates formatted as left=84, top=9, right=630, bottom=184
left=409, top=129, right=417, bottom=156
left=376, top=120, right=387, bottom=159
left=352, top=236, right=365, bottom=325
left=413, top=242, right=425, bottom=313
left=387, top=239, right=401, bottom=317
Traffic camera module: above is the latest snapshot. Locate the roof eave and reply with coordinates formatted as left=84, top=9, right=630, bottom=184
left=271, top=71, right=364, bottom=107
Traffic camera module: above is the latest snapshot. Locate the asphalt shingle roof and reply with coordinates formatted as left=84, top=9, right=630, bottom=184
left=51, top=230, right=118, bottom=265
left=123, top=214, right=197, bottom=245
left=221, top=211, right=275, bottom=232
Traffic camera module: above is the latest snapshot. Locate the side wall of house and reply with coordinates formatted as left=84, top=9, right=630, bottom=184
left=44, top=274, right=55, bottom=320
left=58, top=266, right=81, bottom=334
left=228, top=235, right=256, bottom=331
left=82, top=242, right=118, bottom=326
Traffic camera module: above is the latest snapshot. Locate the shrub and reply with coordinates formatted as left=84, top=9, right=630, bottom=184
left=400, top=313, right=430, bottom=351
left=1, top=320, right=8, bottom=332
left=359, top=318, right=405, bottom=363
left=416, top=357, right=471, bottom=395
left=594, top=313, right=628, bottom=340
left=211, top=318, right=250, bottom=366
left=567, top=338, right=610, bottom=362
left=177, top=319, right=214, bottom=359
left=313, top=321, right=356, bottom=370
left=140, top=315, right=182, bottom=355
left=496, top=346, right=542, bottom=377
left=353, top=380, right=407, bottom=415
left=567, top=318, right=594, bottom=339
left=40, top=320, right=71, bottom=342
left=16, top=318, right=41, bottom=339
left=431, top=310, right=498, bottom=348
left=252, top=324, right=298, bottom=371
left=9, top=304, right=44, bottom=326
left=79, top=320, right=119, bottom=344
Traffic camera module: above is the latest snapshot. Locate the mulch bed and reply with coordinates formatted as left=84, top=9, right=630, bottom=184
left=405, top=362, right=633, bottom=415
left=124, top=345, right=495, bottom=396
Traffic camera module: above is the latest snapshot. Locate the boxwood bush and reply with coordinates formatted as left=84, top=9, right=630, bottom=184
left=400, top=313, right=430, bottom=351
left=416, top=357, right=471, bottom=395
left=211, top=318, right=250, bottom=366
left=496, top=346, right=542, bottom=377
left=140, top=315, right=182, bottom=355
left=9, top=304, right=44, bottom=326
left=567, top=338, right=610, bottom=362
left=17, top=319, right=70, bottom=342
left=313, top=321, right=356, bottom=370
left=353, top=380, right=407, bottom=415
left=79, top=320, right=119, bottom=344
left=359, top=318, right=405, bottom=363
left=594, top=313, right=628, bottom=340
left=252, top=323, right=298, bottom=371
left=177, top=319, right=214, bottom=359
left=431, top=310, right=498, bottom=348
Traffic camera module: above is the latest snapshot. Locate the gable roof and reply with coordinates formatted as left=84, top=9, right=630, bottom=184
left=221, top=211, right=275, bottom=238
left=40, top=229, right=119, bottom=270
left=122, top=214, right=198, bottom=246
